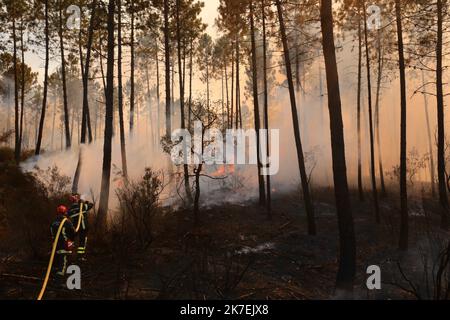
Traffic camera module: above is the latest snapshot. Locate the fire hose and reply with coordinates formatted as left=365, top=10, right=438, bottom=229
left=37, top=205, right=85, bottom=300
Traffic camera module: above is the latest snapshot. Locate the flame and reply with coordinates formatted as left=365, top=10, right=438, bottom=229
left=115, top=178, right=124, bottom=189
left=210, top=164, right=235, bottom=177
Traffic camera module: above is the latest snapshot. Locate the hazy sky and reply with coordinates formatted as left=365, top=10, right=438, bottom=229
left=25, top=1, right=220, bottom=81
left=200, top=0, right=220, bottom=36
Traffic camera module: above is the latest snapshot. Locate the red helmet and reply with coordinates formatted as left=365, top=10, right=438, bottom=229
left=57, top=205, right=68, bottom=216
left=69, top=194, right=80, bottom=203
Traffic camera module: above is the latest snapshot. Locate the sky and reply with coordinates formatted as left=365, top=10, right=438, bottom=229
left=200, top=0, right=220, bottom=37
left=25, top=0, right=221, bottom=82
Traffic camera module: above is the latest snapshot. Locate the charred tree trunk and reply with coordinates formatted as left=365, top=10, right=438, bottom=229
left=130, top=0, right=135, bottom=132
left=250, top=0, right=266, bottom=206
left=235, top=37, right=241, bottom=129
left=320, top=0, right=356, bottom=292
left=97, top=0, right=116, bottom=230
left=436, top=0, right=449, bottom=230
left=188, top=40, right=193, bottom=131
left=225, top=61, right=230, bottom=129
left=262, top=0, right=271, bottom=217
left=176, top=0, right=192, bottom=202
left=276, top=0, right=316, bottom=235
left=99, top=40, right=107, bottom=97
left=12, top=18, right=20, bottom=163
left=71, top=147, right=83, bottom=194
left=35, top=0, right=50, bottom=156
left=117, top=0, right=128, bottom=178
left=156, top=41, right=161, bottom=141
left=206, top=62, right=210, bottom=111
left=395, top=0, right=408, bottom=251
left=73, top=0, right=97, bottom=193
left=363, top=3, right=380, bottom=223
left=421, top=70, right=436, bottom=197
left=59, top=2, right=71, bottom=149
left=375, top=29, right=386, bottom=197
left=164, top=0, right=171, bottom=137
left=357, top=9, right=364, bottom=201
left=193, top=163, right=203, bottom=226
left=230, top=46, right=235, bottom=128
left=19, top=18, right=25, bottom=157
left=81, top=0, right=97, bottom=144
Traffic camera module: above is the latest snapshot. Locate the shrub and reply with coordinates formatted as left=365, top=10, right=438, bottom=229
left=0, top=154, right=70, bottom=257
left=115, top=168, right=164, bottom=249
left=32, top=165, right=71, bottom=199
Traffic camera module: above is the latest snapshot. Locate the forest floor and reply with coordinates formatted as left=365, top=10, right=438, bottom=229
left=1, top=186, right=449, bottom=300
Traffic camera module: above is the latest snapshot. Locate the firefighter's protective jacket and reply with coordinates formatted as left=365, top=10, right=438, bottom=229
left=50, top=216, right=75, bottom=252
left=69, top=201, right=93, bottom=231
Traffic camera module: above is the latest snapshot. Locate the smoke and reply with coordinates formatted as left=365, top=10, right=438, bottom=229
left=15, top=27, right=450, bottom=213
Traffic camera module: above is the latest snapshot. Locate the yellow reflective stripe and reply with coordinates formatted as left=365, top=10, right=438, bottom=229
left=37, top=217, right=68, bottom=300
left=62, top=223, right=68, bottom=241
left=63, top=256, right=67, bottom=268
left=75, top=204, right=84, bottom=233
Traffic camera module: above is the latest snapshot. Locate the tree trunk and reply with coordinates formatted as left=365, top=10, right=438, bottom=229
left=357, top=10, right=364, bottom=201
left=73, top=0, right=97, bottom=193
left=97, top=0, right=116, bottom=230
left=71, top=147, right=83, bottom=194
left=59, top=2, right=71, bottom=149
left=194, top=163, right=203, bottom=226
left=117, top=0, right=128, bottom=178
left=320, top=0, right=356, bottom=292
left=19, top=17, right=25, bottom=159
left=156, top=42, right=161, bottom=141
left=171, top=56, right=175, bottom=114
left=276, top=0, right=316, bottom=235
left=81, top=0, right=97, bottom=144
left=163, top=0, right=171, bottom=137
left=12, top=18, right=20, bottom=163
left=231, top=46, right=234, bottom=128
left=375, top=29, right=386, bottom=197
left=187, top=39, right=194, bottom=131
left=262, top=0, right=271, bottom=217
left=436, top=0, right=449, bottom=230
left=363, top=3, right=380, bottom=223
left=176, top=0, right=192, bottom=202
left=250, top=0, right=266, bottom=206
left=421, top=70, right=436, bottom=197
left=235, top=37, right=241, bottom=128
left=51, top=96, right=56, bottom=150
left=295, top=45, right=300, bottom=93
left=130, top=0, right=135, bottom=131
left=225, top=61, right=230, bottom=128
left=206, top=63, right=210, bottom=111
left=35, top=0, right=50, bottom=156
left=145, top=64, right=152, bottom=145
left=395, top=0, right=408, bottom=250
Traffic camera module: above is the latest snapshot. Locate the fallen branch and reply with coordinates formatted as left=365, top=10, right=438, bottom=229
left=0, top=273, right=41, bottom=281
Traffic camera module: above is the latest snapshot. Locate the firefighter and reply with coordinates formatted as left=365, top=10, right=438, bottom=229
left=68, top=194, right=93, bottom=257
left=51, top=205, right=75, bottom=282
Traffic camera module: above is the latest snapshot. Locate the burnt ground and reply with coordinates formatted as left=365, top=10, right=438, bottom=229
left=1, top=188, right=449, bottom=300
